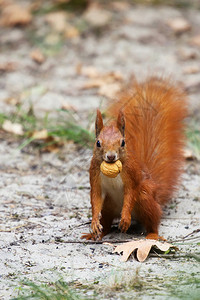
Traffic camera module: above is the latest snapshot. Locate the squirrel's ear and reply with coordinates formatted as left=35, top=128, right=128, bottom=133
left=95, top=109, right=103, bottom=137
left=117, top=110, right=125, bottom=136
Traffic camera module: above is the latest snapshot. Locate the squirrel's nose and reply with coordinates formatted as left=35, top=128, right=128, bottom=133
left=107, top=155, right=116, bottom=162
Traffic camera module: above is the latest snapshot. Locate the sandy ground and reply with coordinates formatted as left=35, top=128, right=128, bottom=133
left=0, top=2, right=200, bottom=299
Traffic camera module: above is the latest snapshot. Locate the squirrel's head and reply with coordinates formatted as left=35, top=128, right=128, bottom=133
left=94, top=109, right=126, bottom=163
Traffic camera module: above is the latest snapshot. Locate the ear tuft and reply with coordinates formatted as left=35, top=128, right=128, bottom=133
left=117, top=110, right=125, bottom=136
left=95, top=109, right=103, bottom=137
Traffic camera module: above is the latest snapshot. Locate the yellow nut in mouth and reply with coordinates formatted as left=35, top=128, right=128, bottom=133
left=100, top=160, right=122, bottom=178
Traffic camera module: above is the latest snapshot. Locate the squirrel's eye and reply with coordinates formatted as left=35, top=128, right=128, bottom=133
left=121, top=140, right=125, bottom=147
left=96, top=140, right=101, bottom=147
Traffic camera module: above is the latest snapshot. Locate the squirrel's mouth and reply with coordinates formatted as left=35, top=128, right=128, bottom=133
left=104, top=157, right=118, bottom=163
left=103, top=152, right=118, bottom=163
left=104, top=160, right=117, bottom=164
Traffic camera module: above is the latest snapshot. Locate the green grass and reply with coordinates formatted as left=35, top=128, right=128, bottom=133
left=0, top=107, right=94, bottom=150
left=131, top=0, right=200, bottom=8
left=13, top=280, right=88, bottom=300
left=186, top=123, right=200, bottom=160
left=1, top=106, right=200, bottom=155
left=32, top=0, right=88, bottom=15
left=12, top=270, right=200, bottom=300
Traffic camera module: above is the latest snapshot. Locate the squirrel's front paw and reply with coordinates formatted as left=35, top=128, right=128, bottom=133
left=91, top=218, right=103, bottom=237
left=119, top=216, right=131, bottom=233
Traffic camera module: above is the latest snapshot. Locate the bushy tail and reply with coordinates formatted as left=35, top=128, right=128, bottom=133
left=107, top=77, right=187, bottom=204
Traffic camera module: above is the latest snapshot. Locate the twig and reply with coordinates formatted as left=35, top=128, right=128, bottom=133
left=183, top=229, right=200, bottom=239
left=172, top=229, right=200, bottom=243
left=0, top=223, right=37, bottom=232
left=150, top=252, right=200, bottom=262
left=54, top=239, right=131, bottom=245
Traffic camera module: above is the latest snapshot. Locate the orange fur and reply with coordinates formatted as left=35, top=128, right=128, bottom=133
left=81, top=77, right=187, bottom=241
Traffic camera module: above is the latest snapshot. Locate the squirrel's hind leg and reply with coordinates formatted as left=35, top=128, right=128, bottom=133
left=135, top=180, right=163, bottom=240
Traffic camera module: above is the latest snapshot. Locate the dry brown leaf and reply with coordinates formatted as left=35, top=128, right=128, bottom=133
left=41, top=143, right=61, bottom=153
left=78, top=65, right=123, bottom=80
left=167, top=18, right=191, bottom=34
left=183, top=65, right=200, bottom=74
left=61, top=102, right=77, bottom=111
left=84, top=3, right=111, bottom=27
left=81, top=78, right=105, bottom=89
left=177, top=48, right=197, bottom=61
left=64, top=25, right=79, bottom=39
left=108, top=71, right=124, bottom=81
left=41, top=137, right=64, bottom=153
left=30, top=130, right=63, bottom=152
left=30, top=49, right=45, bottom=64
left=45, top=12, right=67, bottom=32
left=79, top=66, right=124, bottom=98
left=111, top=1, right=130, bottom=11
left=0, top=62, right=17, bottom=72
left=1, top=3, right=32, bottom=27
left=4, top=97, right=20, bottom=106
left=190, top=35, right=200, bottom=47
left=32, top=129, right=48, bottom=140
left=78, top=65, right=99, bottom=78
left=29, top=0, right=42, bottom=12
left=98, top=82, right=122, bottom=99
left=2, top=120, right=24, bottom=136
left=183, top=148, right=195, bottom=160
left=113, top=239, right=173, bottom=262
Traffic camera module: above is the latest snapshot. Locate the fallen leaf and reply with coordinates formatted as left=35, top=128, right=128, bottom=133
left=79, top=65, right=123, bottom=80
left=61, top=102, right=77, bottom=111
left=40, top=137, right=64, bottom=153
left=111, top=1, right=130, bottom=11
left=1, top=3, right=32, bottom=27
left=78, top=65, right=99, bottom=78
left=84, top=2, right=112, bottom=27
left=98, top=82, right=122, bottom=99
left=167, top=18, right=191, bottom=34
left=183, top=148, right=195, bottom=160
left=30, top=49, right=45, bottom=64
left=177, top=48, right=197, bottom=61
left=190, top=35, right=200, bottom=47
left=4, top=97, right=20, bottom=106
left=79, top=66, right=124, bottom=98
left=30, top=130, right=64, bottom=152
left=2, top=120, right=24, bottom=136
left=183, top=65, right=200, bottom=74
left=45, top=12, right=67, bottom=32
left=31, top=129, right=48, bottom=140
left=64, top=24, right=79, bottom=39
left=81, top=78, right=105, bottom=89
left=112, top=239, right=174, bottom=262
left=41, top=143, right=61, bottom=153
left=29, top=0, right=42, bottom=12
left=0, top=62, right=17, bottom=72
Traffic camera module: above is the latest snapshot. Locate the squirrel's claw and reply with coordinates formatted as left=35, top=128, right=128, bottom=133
left=81, top=233, right=98, bottom=240
left=81, top=217, right=103, bottom=241
left=119, top=217, right=131, bottom=233
left=91, top=219, right=103, bottom=236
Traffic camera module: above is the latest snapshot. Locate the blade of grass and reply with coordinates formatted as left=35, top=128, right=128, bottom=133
left=186, top=124, right=200, bottom=160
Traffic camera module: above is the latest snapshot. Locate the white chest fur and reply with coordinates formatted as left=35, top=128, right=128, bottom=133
left=100, top=173, right=124, bottom=217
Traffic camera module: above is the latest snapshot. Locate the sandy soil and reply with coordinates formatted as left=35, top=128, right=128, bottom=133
left=0, top=2, right=200, bottom=299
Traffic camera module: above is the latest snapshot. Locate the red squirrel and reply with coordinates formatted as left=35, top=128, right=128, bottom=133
left=82, top=77, right=187, bottom=241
